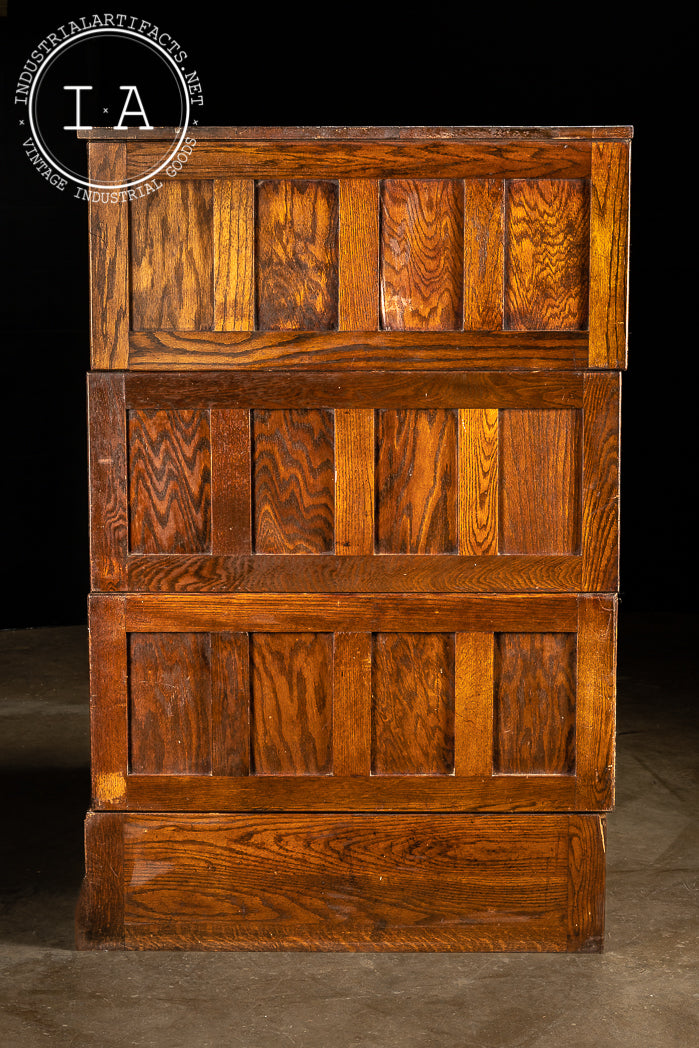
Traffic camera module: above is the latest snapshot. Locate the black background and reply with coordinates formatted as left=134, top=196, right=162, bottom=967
left=0, top=4, right=695, bottom=628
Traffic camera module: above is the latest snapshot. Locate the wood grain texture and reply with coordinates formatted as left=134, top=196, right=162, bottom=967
left=335, top=409, right=374, bottom=555
left=129, top=633, right=212, bottom=775
left=376, top=409, right=457, bottom=553
left=126, top=554, right=582, bottom=595
left=81, top=125, right=632, bottom=140
left=589, top=142, right=630, bottom=367
left=567, top=815, right=605, bottom=951
left=126, top=142, right=593, bottom=180
left=213, top=179, right=255, bottom=331
left=128, top=409, right=211, bottom=554
left=210, top=408, right=251, bottom=554
left=125, top=369, right=583, bottom=410
left=89, top=596, right=128, bottom=807
left=339, top=180, right=379, bottom=329
left=250, top=633, right=333, bottom=775
left=123, top=773, right=576, bottom=812
left=130, top=180, right=213, bottom=330
left=88, top=143, right=128, bottom=368
left=500, top=409, right=581, bottom=554
left=210, top=633, right=251, bottom=777
left=582, top=372, right=620, bottom=591
left=125, top=594, right=580, bottom=634
left=505, top=180, right=589, bottom=331
left=372, top=633, right=455, bottom=775
left=256, top=180, right=338, bottom=330
left=76, top=812, right=125, bottom=949
left=455, top=633, right=494, bottom=776
left=128, top=330, right=589, bottom=371
left=252, top=409, right=334, bottom=553
left=88, top=373, right=128, bottom=590
left=381, top=180, right=463, bottom=330
left=459, top=408, right=498, bottom=555
left=333, top=632, right=372, bottom=776
left=494, top=633, right=577, bottom=775
left=576, top=596, right=616, bottom=810
left=463, top=179, right=504, bottom=330
left=117, top=813, right=578, bottom=951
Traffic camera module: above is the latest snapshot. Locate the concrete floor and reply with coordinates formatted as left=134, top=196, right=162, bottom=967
left=0, top=615, right=697, bottom=1048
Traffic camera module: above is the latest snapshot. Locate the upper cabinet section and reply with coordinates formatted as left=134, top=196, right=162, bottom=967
left=84, top=128, right=631, bottom=371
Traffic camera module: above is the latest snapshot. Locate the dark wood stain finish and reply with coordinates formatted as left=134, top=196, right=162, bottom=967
left=253, top=409, right=334, bottom=554
left=81, top=127, right=627, bottom=953
left=128, top=409, right=211, bottom=554
left=376, top=409, right=457, bottom=553
left=372, top=633, right=455, bottom=775
left=494, top=633, right=577, bottom=775
left=256, top=180, right=338, bottom=330
left=250, top=633, right=333, bottom=775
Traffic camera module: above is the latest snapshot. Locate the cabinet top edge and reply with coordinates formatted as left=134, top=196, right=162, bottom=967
left=77, top=125, right=634, bottom=141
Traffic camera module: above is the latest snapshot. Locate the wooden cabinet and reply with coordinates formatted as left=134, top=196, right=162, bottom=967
left=77, top=126, right=631, bottom=952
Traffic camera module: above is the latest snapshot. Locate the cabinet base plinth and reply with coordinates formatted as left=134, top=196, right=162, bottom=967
left=76, top=810, right=605, bottom=952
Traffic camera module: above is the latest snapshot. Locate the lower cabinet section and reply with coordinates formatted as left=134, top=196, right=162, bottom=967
left=76, top=811, right=605, bottom=952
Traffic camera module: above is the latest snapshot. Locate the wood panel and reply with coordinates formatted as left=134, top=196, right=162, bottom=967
left=335, top=409, right=374, bottom=555
left=500, top=409, right=581, bottom=554
left=88, top=373, right=127, bottom=590
left=125, top=369, right=583, bottom=410
left=376, top=409, right=457, bottom=553
left=332, top=633, right=372, bottom=776
left=494, top=633, right=577, bottom=775
left=582, top=372, right=620, bottom=590
left=128, top=330, right=590, bottom=371
left=88, top=142, right=128, bottom=368
left=210, top=408, right=251, bottom=555
left=589, top=142, right=630, bottom=367
left=381, top=180, right=463, bottom=330
left=463, top=179, right=504, bottom=330
left=210, top=633, right=250, bottom=777
left=256, top=180, right=338, bottom=330
left=338, top=180, right=379, bottom=329
left=372, top=633, right=455, bottom=775
left=213, top=179, right=255, bottom=331
left=128, top=633, right=212, bottom=774
left=125, top=594, right=580, bottom=634
left=128, top=409, right=211, bottom=554
left=505, top=180, right=589, bottom=330
left=459, top=408, right=498, bottom=555
left=130, top=180, right=213, bottom=330
left=89, top=596, right=128, bottom=808
left=575, top=596, right=616, bottom=810
left=126, top=141, right=594, bottom=180
left=127, top=554, right=581, bottom=594
left=250, top=633, right=333, bottom=775
left=252, top=409, right=334, bottom=553
left=455, top=633, right=494, bottom=776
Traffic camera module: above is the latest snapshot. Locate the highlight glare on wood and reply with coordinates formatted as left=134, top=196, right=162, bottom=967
left=213, top=179, right=255, bottom=331
left=455, top=632, right=494, bottom=776
left=459, top=408, right=499, bottom=555
left=589, top=142, right=630, bottom=367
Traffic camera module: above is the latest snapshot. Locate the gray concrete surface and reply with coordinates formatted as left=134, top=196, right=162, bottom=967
left=0, top=615, right=697, bottom=1048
